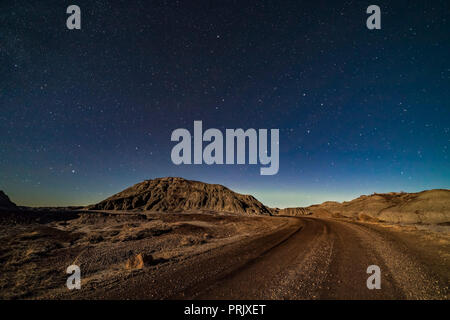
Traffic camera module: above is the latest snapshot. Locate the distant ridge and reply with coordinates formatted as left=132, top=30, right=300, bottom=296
left=271, top=207, right=312, bottom=216
left=278, top=189, right=450, bottom=224
left=89, top=178, right=449, bottom=223
left=88, top=177, right=272, bottom=215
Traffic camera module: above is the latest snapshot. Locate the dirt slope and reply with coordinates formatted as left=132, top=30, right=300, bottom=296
left=88, top=177, right=272, bottom=215
left=313, top=189, right=450, bottom=224
left=274, top=189, right=450, bottom=225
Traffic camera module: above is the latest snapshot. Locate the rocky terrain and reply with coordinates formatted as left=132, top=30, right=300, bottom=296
left=88, top=177, right=272, bottom=215
left=275, top=189, right=450, bottom=225
left=0, top=181, right=449, bottom=300
left=86, top=179, right=450, bottom=225
left=0, top=191, right=17, bottom=210
left=0, top=209, right=288, bottom=299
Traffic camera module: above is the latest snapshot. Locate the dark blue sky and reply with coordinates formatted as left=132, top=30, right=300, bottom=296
left=1, top=0, right=449, bottom=207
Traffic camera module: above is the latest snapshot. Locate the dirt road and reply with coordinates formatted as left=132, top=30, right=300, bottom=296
left=78, top=217, right=449, bottom=300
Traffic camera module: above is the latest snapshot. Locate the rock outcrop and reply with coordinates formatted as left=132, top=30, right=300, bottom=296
left=125, top=253, right=154, bottom=270
left=0, top=191, right=17, bottom=210
left=270, top=189, right=450, bottom=224
left=312, top=189, right=450, bottom=224
left=88, top=179, right=449, bottom=224
left=271, top=207, right=312, bottom=216
left=88, top=177, right=272, bottom=215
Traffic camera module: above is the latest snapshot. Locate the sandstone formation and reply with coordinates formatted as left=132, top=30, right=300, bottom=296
left=278, top=189, right=450, bottom=224
left=271, top=207, right=312, bottom=216
left=88, top=177, right=272, bottom=215
left=125, top=253, right=154, bottom=270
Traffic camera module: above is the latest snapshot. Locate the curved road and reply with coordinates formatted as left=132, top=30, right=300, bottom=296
left=88, top=217, right=449, bottom=300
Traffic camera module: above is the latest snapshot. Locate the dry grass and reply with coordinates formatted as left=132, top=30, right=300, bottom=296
left=0, top=210, right=287, bottom=299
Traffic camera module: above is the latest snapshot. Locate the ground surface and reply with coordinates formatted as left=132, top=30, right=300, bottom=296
left=0, top=211, right=448, bottom=300
left=73, top=217, right=448, bottom=300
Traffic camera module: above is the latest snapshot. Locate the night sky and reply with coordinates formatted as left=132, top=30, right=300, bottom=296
left=1, top=1, right=449, bottom=207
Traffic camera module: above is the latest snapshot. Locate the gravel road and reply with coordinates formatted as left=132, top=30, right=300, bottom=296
left=78, top=217, right=449, bottom=299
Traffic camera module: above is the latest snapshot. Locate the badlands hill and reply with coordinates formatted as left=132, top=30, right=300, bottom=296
left=0, top=191, right=17, bottom=210
left=287, top=189, right=450, bottom=224
left=271, top=207, right=312, bottom=216
left=88, top=177, right=272, bottom=215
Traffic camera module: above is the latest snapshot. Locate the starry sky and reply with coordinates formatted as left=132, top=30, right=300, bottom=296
left=1, top=0, right=449, bottom=207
